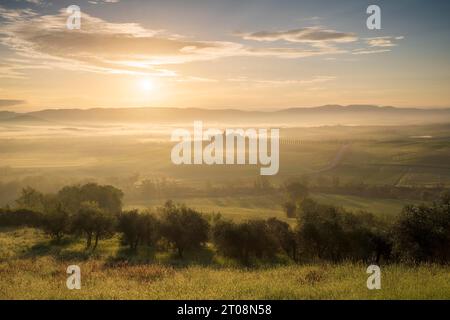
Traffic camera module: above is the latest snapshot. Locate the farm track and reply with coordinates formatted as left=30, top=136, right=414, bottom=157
left=312, top=143, right=352, bottom=174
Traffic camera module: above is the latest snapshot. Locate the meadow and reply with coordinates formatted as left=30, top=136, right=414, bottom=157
left=1, top=123, right=449, bottom=208
left=0, top=123, right=449, bottom=300
left=1, top=228, right=449, bottom=300
left=126, top=193, right=411, bottom=224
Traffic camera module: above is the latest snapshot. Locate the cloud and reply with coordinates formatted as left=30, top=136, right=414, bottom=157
left=0, top=7, right=247, bottom=76
left=0, top=8, right=240, bottom=76
left=0, top=57, right=53, bottom=79
left=350, top=36, right=403, bottom=55
left=227, top=75, right=336, bottom=87
left=365, top=36, right=404, bottom=48
left=245, top=45, right=346, bottom=58
left=0, top=63, right=27, bottom=79
left=236, top=26, right=357, bottom=44
left=24, top=0, right=45, bottom=5
left=88, top=0, right=120, bottom=4
left=352, top=48, right=391, bottom=55
left=0, top=99, right=26, bottom=107
left=234, top=26, right=356, bottom=60
left=174, top=76, right=218, bottom=83
left=0, top=8, right=359, bottom=78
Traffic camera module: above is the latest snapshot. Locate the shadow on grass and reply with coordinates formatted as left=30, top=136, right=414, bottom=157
left=160, top=246, right=216, bottom=268
left=104, top=244, right=219, bottom=269
left=104, top=246, right=157, bottom=266
left=103, top=244, right=294, bottom=270
left=17, top=234, right=294, bottom=270
left=18, top=237, right=96, bottom=261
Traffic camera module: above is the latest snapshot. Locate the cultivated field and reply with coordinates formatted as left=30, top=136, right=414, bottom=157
left=0, top=123, right=449, bottom=300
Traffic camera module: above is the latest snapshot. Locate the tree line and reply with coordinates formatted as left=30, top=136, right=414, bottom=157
left=1, top=174, right=445, bottom=208
left=0, top=183, right=449, bottom=264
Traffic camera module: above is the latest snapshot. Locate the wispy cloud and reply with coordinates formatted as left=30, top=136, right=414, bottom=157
left=351, top=36, right=404, bottom=55
left=88, top=0, right=121, bottom=4
left=23, top=0, right=45, bottom=5
left=0, top=7, right=396, bottom=80
left=234, top=26, right=357, bottom=59
left=0, top=57, right=52, bottom=79
left=236, top=26, right=357, bottom=44
left=0, top=99, right=26, bottom=107
left=227, top=75, right=336, bottom=88
left=0, top=7, right=250, bottom=77
left=365, top=36, right=404, bottom=48
left=352, top=48, right=391, bottom=55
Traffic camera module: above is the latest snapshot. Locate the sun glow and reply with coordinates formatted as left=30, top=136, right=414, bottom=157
left=138, top=78, right=155, bottom=92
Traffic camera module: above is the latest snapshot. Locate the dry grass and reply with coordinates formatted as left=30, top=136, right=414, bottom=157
left=1, top=228, right=449, bottom=300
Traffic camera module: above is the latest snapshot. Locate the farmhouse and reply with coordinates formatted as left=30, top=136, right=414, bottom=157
left=170, top=121, right=279, bottom=175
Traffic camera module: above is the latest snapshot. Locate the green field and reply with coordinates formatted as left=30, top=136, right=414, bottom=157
left=1, top=124, right=449, bottom=299
left=310, top=193, right=420, bottom=218
left=125, top=192, right=415, bottom=224
left=1, top=228, right=449, bottom=300
left=0, top=124, right=449, bottom=193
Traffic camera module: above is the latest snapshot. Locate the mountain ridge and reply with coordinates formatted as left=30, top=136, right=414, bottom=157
left=2, top=105, right=449, bottom=126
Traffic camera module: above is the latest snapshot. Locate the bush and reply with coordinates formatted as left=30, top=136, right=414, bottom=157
left=392, top=193, right=450, bottom=263
left=284, top=181, right=308, bottom=201
left=41, top=205, right=70, bottom=242
left=58, top=183, right=123, bottom=215
left=71, top=201, right=116, bottom=250
left=296, top=198, right=390, bottom=262
left=283, top=201, right=297, bottom=218
left=267, top=218, right=297, bottom=261
left=15, top=187, right=46, bottom=212
left=159, top=201, right=209, bottom=257
left=6, top=183, right=449, bottom=265
left=118, top=210, right=159, bottom=250
left=0, top=209, right=43, bottom=228
left=212, top=219, right=278, bottom=263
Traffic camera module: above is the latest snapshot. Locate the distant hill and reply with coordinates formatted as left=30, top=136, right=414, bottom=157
left=0, top=114, right=49, bottom=124
left=0, top=111, right=18, bottom=121
left=3, top=105, right=448, bottom=126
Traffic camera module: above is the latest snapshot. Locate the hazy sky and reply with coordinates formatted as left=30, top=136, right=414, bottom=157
left=0, top=0, right=449, bottom=111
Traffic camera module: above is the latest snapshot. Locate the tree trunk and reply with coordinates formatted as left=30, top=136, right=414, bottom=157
left=86, top=233, right=92, bottom=249
left=93, top=233, right=99, bottom=251
left=292, top=244, right=297, bottom=262
left=133, top=236, right=139, bottom=251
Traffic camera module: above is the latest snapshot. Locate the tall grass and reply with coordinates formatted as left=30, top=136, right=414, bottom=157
left=0, top=227, right=449, bottom=300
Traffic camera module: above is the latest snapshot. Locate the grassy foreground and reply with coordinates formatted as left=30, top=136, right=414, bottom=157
left=1, top=228, right=449, bottom=300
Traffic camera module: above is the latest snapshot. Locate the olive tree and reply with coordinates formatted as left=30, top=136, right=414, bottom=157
left=159, top=201, right=209, bottom=258
left=71, top=201, right=116, bottom=250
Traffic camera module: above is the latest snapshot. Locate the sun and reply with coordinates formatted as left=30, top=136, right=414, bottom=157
left=138, top=78, right=155, bottom=92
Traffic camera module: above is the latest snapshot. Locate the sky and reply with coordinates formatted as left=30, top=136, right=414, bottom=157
left=0, top=0, right=449, bottom=111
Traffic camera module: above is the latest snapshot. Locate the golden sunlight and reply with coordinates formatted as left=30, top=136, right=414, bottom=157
left=138, top=78, right=155, bottom=93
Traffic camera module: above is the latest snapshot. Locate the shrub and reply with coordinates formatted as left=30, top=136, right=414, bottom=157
left=392, top=193, right=450, bottom=263
left=41, top=205, right=70, bottom=242
left=58, top=183, right=123, bottom=215
left=267, top=218, right=297, bottom=260
left=0, top=208, right=43, bottom=228
left=159, top=201, right=209, bottom=257
left=283, top=201, right=297, bottom=218
left=15, top=187, right=46, bottom=212
left=212, top=219, right=278, bottom=263
left=71, top=201, right=116, bottom=250
left=296, top=198, right=390, bottom=262
left=118, top=210, right=159, bottom=250
left=284, top=181, right=309, bottom=201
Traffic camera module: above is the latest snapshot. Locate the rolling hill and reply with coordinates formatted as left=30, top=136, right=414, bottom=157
left=0, top=105, right=449, bottom=126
